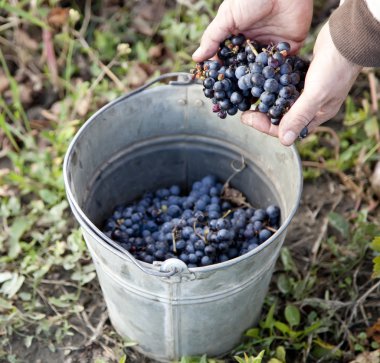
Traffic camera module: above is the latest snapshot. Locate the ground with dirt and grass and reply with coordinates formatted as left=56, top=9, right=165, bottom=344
left=0, top=1, right=379, bottom=363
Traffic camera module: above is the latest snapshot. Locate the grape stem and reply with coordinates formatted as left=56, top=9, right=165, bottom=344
left=246, top=39, right=259, bottom=57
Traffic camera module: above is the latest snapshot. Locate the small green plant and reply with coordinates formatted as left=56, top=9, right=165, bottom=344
left=234, top=351, right=265, bottom=363
left=371, top=236, right=380, bottom=278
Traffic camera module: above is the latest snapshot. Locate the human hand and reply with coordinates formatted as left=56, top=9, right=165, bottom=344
left=241, top=23, right=363, bottom=145
left=192, top=0, right=313, bottom=62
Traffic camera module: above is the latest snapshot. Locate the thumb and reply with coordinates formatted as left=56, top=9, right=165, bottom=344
left=192, top=3, right=232, bottom=62
left=279, top=92, right=319, bottom=146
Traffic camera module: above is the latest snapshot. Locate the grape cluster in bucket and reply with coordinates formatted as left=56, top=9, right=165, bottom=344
left=191, top=34, right=309, bottom=136
left=103, top=175, right=280, bottom=268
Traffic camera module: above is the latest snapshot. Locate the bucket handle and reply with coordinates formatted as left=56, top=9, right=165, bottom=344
left=75, top=72, right=197, bottom=278
left=115, top=72, right=195, bottom=104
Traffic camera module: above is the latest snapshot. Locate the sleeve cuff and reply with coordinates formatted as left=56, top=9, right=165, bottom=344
left=329, top=0, right=380, bottom=67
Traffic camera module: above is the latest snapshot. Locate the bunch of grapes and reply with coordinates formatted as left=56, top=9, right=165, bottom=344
left=103, top=175, right=280, bottom=268
left=191, top=34, right=309, bottom=132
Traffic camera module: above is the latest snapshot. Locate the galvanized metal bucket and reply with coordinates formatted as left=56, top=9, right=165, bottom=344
left=63, top=73, right=302, bottom=362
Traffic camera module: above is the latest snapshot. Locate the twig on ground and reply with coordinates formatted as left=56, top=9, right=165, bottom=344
left=42, top=28, right=59, bottom=89
left=73, top=30, right=126, bottom=91
left=367, top=70, right=378, bottom=114
left=347, top=279, right=380, bottom=328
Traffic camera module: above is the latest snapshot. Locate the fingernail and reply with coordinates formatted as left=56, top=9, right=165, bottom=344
left=283, top=130, right=297, bottom=145
left=192, top=47, right=202, bottom=59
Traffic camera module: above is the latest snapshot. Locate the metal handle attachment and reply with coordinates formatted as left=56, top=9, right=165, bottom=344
left=115, top=72, right=196, bottom=105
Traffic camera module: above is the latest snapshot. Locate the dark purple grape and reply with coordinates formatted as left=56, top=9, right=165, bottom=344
left=213, top=81, right=224, bottom=91
left=219, top=99, right=232, bottom=110
left=268, top=105, right=283, bottom=118
left=237, top=99, right=251, bottom=111
left=235, top=65, right=248, bottom=79
left=276, top=42, right=291, bottom=53
left=208, top=69, right=219, bottom=79
left=217, top=110, right=227, bottom=119
left=290, top=72, right=301, bottom=85
left=218, top=47, right=230, bottom=59
left=237, top=52, right=247, bottom=62
left=250, top=62, right=264, bottom=73
left=299, top=126, right=309, bottom=138
left=214, top=91, right=226, bottom=99
left=279, top=63, right=292, bottom=75
left=251, top=73, right=265, bottom=87
left=258, top=102, right=269, bottom=113
left=231, top=33, right=246, bottom=46
left=221, top=78, right=232, bottom=91
left=203, top=77, right=215, bottom=89
left=263, top=79, right=279, bottom=93
left=251, top=87, right=263, bottom=98
left=262, top=66, right=275, bottom=79
left=279, top=74, right=291, bottom=86
left=203, top=88, right=214, bottom=98
left=259, top=91, right=276, bottom=106
left=230, top=92, right=243, bottom=105
left=268, top=56, right=279, bottom=68
left=279, top=86, right=293, bottom=99
left=209, top=61, right=221, bottom=71
left=225, top=67, right=235, bottom=79
left=273, top=52, right=284, bottom=65
left=255, top=52, right=268, bottom=65
left=247, top=53, right=255, bottom=62
left=227, top=106, right=238, bottom=115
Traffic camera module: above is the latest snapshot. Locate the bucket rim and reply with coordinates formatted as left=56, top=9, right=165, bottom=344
left=63, top=73, right=303, bottom=276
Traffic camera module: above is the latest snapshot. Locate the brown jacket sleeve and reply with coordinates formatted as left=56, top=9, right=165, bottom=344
left=329, top=0, right=380, bottom=67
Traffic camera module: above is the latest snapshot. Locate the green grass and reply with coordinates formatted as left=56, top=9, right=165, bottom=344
left=0, top=1, right=379, bottom=362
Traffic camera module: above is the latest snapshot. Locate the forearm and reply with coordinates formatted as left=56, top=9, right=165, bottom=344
left=329, top=0, right=380, bottom=67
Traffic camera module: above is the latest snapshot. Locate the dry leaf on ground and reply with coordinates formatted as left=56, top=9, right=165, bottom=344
left=366, top=318, right=380, bottom=344
left=349, top=349, right=380, bottom=363
left=47, top=7, right=70, bottom=28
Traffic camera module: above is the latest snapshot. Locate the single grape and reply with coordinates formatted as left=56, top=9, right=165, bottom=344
left=255, top=52, right=268, bottom=65
left=276, top=42, right=291, bottom=53
left=227, top=106, right=238, bottom=115
left=262, top=66, right=275, bottom=79
left=237, top=99, right=251, bottom=111
left=230, top=92, right=243, bottom=105
left=259, top=92, right=276, bottom=106
left=203, top=77, right=215, bottom=89
left=279, top=74, right=291, bottom=86
left=231, top=33, right=246, bottom=46
left=279, top=63, right=292, bottom=75
left=299, top=126, right=309, bottom=138
left=258, top=102, right=269, bottom=113
left=251, top=73, right=265, bottom=87
left=249, top=62, right=264, bottom=74
left=263, top=78, right=279, bottom=93
left=235, top=65, right=248, bottom=79
left=251, top=86, right=263, bottom=98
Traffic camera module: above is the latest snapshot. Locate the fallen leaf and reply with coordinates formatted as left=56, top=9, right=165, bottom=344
left=149, top=44, right=164, bottom=58
left=221, top=183, right=252, bottom=208
left=47, top=7, right=70, bottom=29
left=367, top=318, right=380, bottom=344
left=132, top=16, right=154, bottom=36
left=126, top=62, right=148, bottom=88
left=349, top=350, right=380, bottom=363
left=75, top=92, right=92, bottom=117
